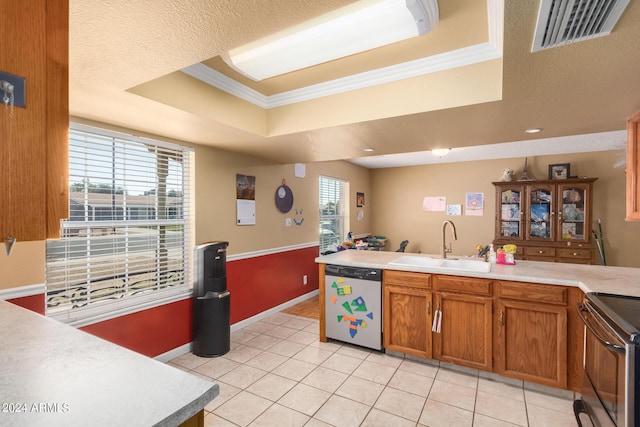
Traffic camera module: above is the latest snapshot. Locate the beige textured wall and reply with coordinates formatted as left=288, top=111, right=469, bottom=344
left=0, top=144, right=371, bottom=290
left=370, top=150, right=640, bottom=268
left=192, top=146, right=372, bottom=255
left=0, top=241, right=46, bottom=289
left=3, top=143, right=637, bottom=291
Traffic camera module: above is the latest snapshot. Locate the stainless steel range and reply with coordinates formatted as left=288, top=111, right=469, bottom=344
left=575, top=293, right=640, bottom=427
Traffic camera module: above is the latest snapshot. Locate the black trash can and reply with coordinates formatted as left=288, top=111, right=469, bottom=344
left=193, top=241, right=230, bottom=357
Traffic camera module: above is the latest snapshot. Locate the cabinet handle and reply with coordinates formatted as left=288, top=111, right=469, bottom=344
left=538, top=250, right=544, bottom=254
left=499, top=310, right=504, bottom=327
left=573, top=252, right=578, bottom=256
left=427, top=301, right=431, bottom=316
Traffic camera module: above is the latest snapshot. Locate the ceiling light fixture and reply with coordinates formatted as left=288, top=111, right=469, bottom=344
left=222, top=0, right=439, bottom=82
left=431, top=148, right=450, bottom=157
left=363, top=147, right=375, bottom=152
left=525, top=128, right=542, bottom=134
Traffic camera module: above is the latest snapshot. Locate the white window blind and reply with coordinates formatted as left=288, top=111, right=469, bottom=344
left=319, top=176, right=349, bottom=254
left=45, top=124, right=194, bottom=325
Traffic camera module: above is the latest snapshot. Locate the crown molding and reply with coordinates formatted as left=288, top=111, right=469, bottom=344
left=181, top=0, right=503, bottom=110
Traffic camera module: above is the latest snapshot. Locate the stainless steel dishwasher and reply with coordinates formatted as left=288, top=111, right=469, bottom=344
left=324, top=264, right=382, bottom=350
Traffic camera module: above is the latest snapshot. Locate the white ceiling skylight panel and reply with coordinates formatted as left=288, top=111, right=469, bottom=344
left=222, top=0, right=440, bottom=81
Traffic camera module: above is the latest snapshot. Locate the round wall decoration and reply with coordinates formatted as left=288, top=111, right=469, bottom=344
left=275, top=179, right=294, bottom=213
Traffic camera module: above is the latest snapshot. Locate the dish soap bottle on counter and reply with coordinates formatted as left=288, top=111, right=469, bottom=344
left=488, top=244, right=497, bottom=263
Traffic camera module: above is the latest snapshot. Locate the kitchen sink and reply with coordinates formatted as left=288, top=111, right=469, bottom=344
left=388, top=255, right=444, bottom=268
left=439, top=259, right=491, bottom=272
left=389, top=255, right=491, bottom=272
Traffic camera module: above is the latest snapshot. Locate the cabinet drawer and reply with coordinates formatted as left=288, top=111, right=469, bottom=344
left=525, top=246, right=556, bottom=257
left=498, top=281, right=567, bottom=305
left=384, top=270, right=431, bottom=289
left=434, top=275, right=492, bottom=296
left=556, top=248, right=592, bottom=260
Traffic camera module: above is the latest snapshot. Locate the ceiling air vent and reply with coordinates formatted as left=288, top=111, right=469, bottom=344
left=532, top=0, right=630, bottom=52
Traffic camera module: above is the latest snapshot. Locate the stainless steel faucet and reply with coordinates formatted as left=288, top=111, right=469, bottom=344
left=441, top=220, right=457, bottom=258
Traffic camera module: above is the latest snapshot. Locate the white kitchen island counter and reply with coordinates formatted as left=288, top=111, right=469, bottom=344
left=0, top=300, right=218, bottom=427
left=316, top=250, right=640, bottom=298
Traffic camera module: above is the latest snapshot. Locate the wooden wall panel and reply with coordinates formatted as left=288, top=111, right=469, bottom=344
left=46, top=0, right=70, bottom=238
left=0, top=0, right=68, bottom=242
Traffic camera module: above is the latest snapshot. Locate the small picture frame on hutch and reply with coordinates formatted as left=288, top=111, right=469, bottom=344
left=549, top=163, right=570, bottom=180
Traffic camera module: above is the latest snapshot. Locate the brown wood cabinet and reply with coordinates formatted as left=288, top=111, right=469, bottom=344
left=493, top=178, right=597, bottom=264
left=383, top=270, right=432, bottom=359
left=0, top=0, right=69, bottom=242
left=378, top=270, right=584, bottom=392
left=627, top=109, right=640, bottom=221
left=432, top=275, right=493, bottom=371
left=495, top=281, right=568, bottom=389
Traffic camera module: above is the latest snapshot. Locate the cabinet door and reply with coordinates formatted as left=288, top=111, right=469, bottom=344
left=495, top=300, right=567, bottom=389
left=556, top=182, right=592, bottom=243
left=627, top=109, right=640, bottom=221
left=433, top=292, right=492, bottom=371
left=0, top=0, right=68, bottom=242
left=525, top=184, right=555, bottom=242
left=383, top=285, right=432, bottom=359
left=495, top=184, right=524, bottom=240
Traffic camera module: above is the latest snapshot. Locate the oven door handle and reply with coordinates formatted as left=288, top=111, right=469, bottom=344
left=577, top=303, right=626, bottom=354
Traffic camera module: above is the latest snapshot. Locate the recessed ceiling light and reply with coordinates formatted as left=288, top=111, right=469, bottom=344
left=525, top=128, right=542, bottom=134
left=223, top=0, right=439, bottom=81
left=363, top=147, right=375, bottom=152
left=431, top=148, right=450, bottom=157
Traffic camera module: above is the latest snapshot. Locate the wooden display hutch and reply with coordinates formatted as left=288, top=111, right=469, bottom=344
left=493, top=178, right=598, bottom=264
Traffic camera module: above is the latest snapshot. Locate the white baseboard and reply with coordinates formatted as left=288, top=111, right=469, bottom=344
left=230, top=289, right=319, bottom=332
left=0, top=283, right=45, bottom=300
left=155, top=290, right=319, bottom=362
left=155, top=343, right=192, bottom=363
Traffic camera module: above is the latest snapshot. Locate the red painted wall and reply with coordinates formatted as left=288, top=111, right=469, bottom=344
left=80, top=298, right=192, bottom=357
left=226, top=245, right=320, bottom=324
left=8, top=294, right=45, bottom=314
left=5, top=246, right=319, bottom=357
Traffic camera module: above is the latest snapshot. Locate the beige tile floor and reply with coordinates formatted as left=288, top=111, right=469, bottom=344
left=168, top=312, right=579, bottom=427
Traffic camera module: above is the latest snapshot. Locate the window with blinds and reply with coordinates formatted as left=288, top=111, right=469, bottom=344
left=45, top=124, right=194, bottom=325
left=319, top=176, right=349, bottom=254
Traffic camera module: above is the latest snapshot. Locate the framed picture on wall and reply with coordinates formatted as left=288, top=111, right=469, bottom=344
left=356, top=192, right=365, bottom=207
left=548, top=163, right=570, bottom=180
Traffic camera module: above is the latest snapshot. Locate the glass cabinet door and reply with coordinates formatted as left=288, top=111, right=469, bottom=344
left=526, top=185, right=554, bottom=241
left=497, top=186, right=523, bottom=240
left=557, top=183, right=590, bottom=243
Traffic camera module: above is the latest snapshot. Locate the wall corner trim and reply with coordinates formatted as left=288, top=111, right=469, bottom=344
left=227, top=242, right=319, bottom=262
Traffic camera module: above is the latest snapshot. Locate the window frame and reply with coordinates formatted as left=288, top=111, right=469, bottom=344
left=45, top=124, right=195, bottom=327
left=318, top=175, right=350, bottom=254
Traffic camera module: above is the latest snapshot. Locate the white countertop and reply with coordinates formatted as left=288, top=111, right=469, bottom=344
left=0, top=300, right=218, bottom=427
left=316, top=250, right=640, bottom=298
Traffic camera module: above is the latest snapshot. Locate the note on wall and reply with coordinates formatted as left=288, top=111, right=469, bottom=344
left=446, top=204, right=462, bottom=216
left=466, top=192, right=484, bottom=216
left=422, top=196, right=446, bottom=211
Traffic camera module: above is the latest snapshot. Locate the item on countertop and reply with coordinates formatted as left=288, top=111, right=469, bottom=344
left=598, top=219, right=606, bottom=266
left=476, top=244, right=490, bottom=258
left=488, top=244, right=497, bottom=263
left=502, top=244, right=517, bottom=254
left=496, top=246, right=516, bottom=265
left=355, top=240, right=368, bottom=250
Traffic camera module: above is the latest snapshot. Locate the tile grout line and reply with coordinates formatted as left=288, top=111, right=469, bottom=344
left=172, top=312, right=577, bottom=426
